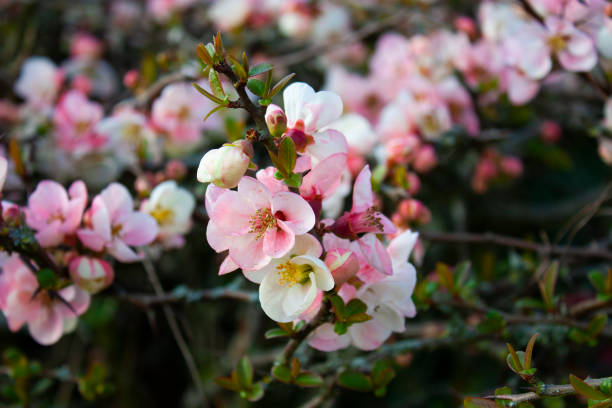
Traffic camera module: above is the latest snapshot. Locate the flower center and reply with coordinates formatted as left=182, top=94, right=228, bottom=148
left=364, top=207, right=383, bottom=231
left=111, top=223, right=123, bottom=236
left=150, top=205, right=174, bottom=225
left=48, top=212, right=65, bottom=224
left=547, top=34, right=567, bottom=53
left=276, top=261, right=312, bottom=287
left=177, top=105, right=191, bottom=120
left=248, top=208, right=276, bottom=240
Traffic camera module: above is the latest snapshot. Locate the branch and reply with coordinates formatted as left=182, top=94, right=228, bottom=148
left=276, top=297, right=333, bottom=366
left=0, top=365, right=78, bottom=383
left=419, top=230, right=612, bottom=261
left=484, top=377, right=611, bottom=403
left=119, top=287, right=257, bottom=308
left=141, top=256, right=209, bottom=408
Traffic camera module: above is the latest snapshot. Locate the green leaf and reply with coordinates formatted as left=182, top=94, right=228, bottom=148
left=264, top=328, right=289, bottom=339
left=587, top=314, right=607, bottom=336
left=588, top=399, right=612, bottom=408
left=283, top=173, right=302, bottom=188
left=477, top=311, right=506, bottom=334
left=247, top=79, right=266, bottom=97
left=228, top=56, right=247, bottom=81
left=374, top=386, right=387, bottom=397
left=264, top=70, right=273, bottom=97
left=494, top=386, right=512, bottom=395
left=524, top=333, right=539, bottom=370
left=345, top=299, right=367, bottom=316
left=236, top=356, right=253, bottom=389
left=570, top=374, right=608, bottom=401
left=506, top=344, right=523, bottom=373
left=215, top=376, right=241, bottom=392
left=346, top=312, right=372, bottom=324
left=464, top=397, right=501, bottom=408
left=294, top=372, right=324, bottom=388
left=193, top=83, right=226, bottom=105
left=436, top=263, right=455, bottom=293
left=204, top=105, right=226, bottom=122
left=36, top=268, right=57, bottom=290
left=454, top=261, right=471, bottom=288
left=600, top=378, right=611, bottom=395
left=208, top=69, right=226, bottom=99
left=269, top=73, right=295, bottom=97
left=278, top=136, right=297, bottom=175
left=589, top=270, right=606, bottom=293
left=245, top=382, right=264, bottom=402
left=249, top=63, right=273, bottom=77
left=196, top=43, right=213, bottom=66
left=271, top=364, right=292, bottom=383
left=330, top=294, right=346, bottom=319
left=334, top=321, right=348, bottom=335
left=337, top=371, right=373, bottom=392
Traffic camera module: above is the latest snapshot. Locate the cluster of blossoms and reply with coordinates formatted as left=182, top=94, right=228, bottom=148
left=0, top=172, right=195, bottom=345
left=199, top=82, right=418, bottom=351
left=1, top=32, right=228, bottom=189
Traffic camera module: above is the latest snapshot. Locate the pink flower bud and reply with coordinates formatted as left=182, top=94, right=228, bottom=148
left=197, top=140, right=253, bottom=189
left=406, top=172, right=421, bottom=195
left=165, top=159, right=187, bottom=180
left=540, top=120, right=561, bottom=143
left=265, top=104, right=287, bottom=138
left=475, top=158, right=498, bottom=180
left=398, top=199, right=431, bottom=225
left=325, top=249, right=359, bottom=287
left=123, top=69, right=140, bottom=89
left=69, top=256, right=114, bottom=294
left=413, top=145, right=437, bottom=173
left=454, top=16, right=477, bottom=38
left=71, top=75, right=92, bottom=95
left=500, top=156, right=523, bottom=178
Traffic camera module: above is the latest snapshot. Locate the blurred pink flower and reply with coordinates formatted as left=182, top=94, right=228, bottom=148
left=77, top=183, right=158, bottom=262
left=53, top=90, right=106, bottom=154
left=25, top=180, right=88, bottom=247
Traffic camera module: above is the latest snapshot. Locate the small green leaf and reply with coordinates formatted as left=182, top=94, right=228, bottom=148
left=587, top=314, right=607, bottom=337
left=570, top=374, right=608, bottom=401
left=228, top=56, right=247, bottom=81
left=345, top=299, right=367, bottom=316
left=294, top=372, right=324, bottom=388
left=215, top=376, right=241, bottom=392
left=271, top=364, right=292, bottom=383
left=337, top=371, right=373, bottom=392
left=330, top=295, right=346, bottom=319
left=334, top=321, right=348, bottom=335
left=278, top=136, right=297, bottom=175
left=269, top=73, right=295, bottom=97
left=247, top=79, right=266, bottom=97
left=249, top=63, right=273, bottom=77
left=346, top=313, right=372, bottom=324
left=193, top=83, right=226, bottom=105
left=524, top=333, right=539, bottom=370
left=600, top=378, right=611, bottom=395
left=264, top=328, right=289, bottom=339
left=246, top=382, right=264, bottom=402
left=589, top=270, right=606, bottom=293
left=494, top=386, right=512, bottom=396
left=477, top=311, right=506, bottom=334
left=236, top=356, right=253, bottom=389
left=587, top=399, right=612, bottom=408
left=36, top=269, right=57, bottom=290
left=196, top=43, right=213, bottom=66
left=204, top=105, right=226, bottom=122
left=283, top=173, right=302, bottom=188
left=506, top=343, right=523, bottom=374
left=208, top=69, right=225, bottom=99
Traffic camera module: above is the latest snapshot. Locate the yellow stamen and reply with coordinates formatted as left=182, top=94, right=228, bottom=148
left=547, top=35, right=567, bottom=53
left=276, top=261, right=312, bottom=287
left=248, top=208, right=276, bottom=240
left=150, top=206, right=174, bottom=225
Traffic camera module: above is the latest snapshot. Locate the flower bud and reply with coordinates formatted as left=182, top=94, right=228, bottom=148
left=69, top=256, right=114, bottom=294
left=165, top=159, right=187, bottom=180
left=412, top=145, right=437, bottom=173
left=123, top=69, right=140, bottom=89
left=265, top=104, right=287, bottom=138
left=325, top=249, right=359, bottom=287
left=406, top=172, right=421, bottom=195
left=197, top=140, right=253, bottom=189
left=398, top=198, right=431, bottom=225
left=500, top=157, right=523, bottom=178
left=454, top=16, right=477, bottom=39
left=540, top=120, right=561, bottom=144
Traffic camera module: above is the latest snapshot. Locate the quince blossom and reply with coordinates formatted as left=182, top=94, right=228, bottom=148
left=77, top=183, right=158, bottom=262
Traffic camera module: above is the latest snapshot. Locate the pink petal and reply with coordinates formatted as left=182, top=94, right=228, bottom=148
left=308, top=322, right=351, bottom=351
left=108, top=238, right=142, bottom=263
left=263, top=220, right=295, bottom=258
left=99, top=183, right=134, bottom=224
left=302, top=90, right=343, bottom=132
left=300, top=153, right=347, bottom=200
left=206, top=220, right=232, bottom=253
left=120, top=212, right=158, bottom=246
left=271, top=192, right=315, bottom=235
left=76, top=229, right=107, bottom=252
left=28, top=306, right=64, bottom=345
left=228, top=234, right=270, bottom=270
left=237, top=176, right=272, bottom=210
left=349, top=318, right=391, bottom=351
left=351, top=165, right=374, bottom=213
left=219, top=255, right=239, bottom=275
left=283, top=82, right=315, bottom=127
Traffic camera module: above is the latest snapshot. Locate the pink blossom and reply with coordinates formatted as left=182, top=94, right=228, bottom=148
left=148, top=0, right=196, bottom=21
left=77, top=183, right=158, bottom=262
left=69, top=256, right=114, bottom=294
left=14, top=57, right=63, bottom=108
left=197, top=140, right=254, bottom=189
left=500, top=156, right=523, bottom=177
left=70, top=33, right=103, bottom=61
left=540, top=120, right=562, bottom=143
left=151, top=82, right=214, bottom=144
left=412, top=145, right=438, bottom=173
left=206, top=177, right=315, bottom=270
left=0, top=255, right=90, bottom=345
left=299, top=153, right=348, bottom=216
left=25, top=180, right=87, bottom=247
left=324, top=248, right=359, bottom=287
left=331, top=166, right=396, bottom=239
left=544, top=16, right=597, bottom=72
left=53, top=90, right=106, bottom=154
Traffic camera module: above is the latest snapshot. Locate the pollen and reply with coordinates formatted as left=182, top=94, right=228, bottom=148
left=248, top=208, right=276, bottom=240
left=150, top=206, right=174, bottom=225
left=276, top=261, right=311, bottom=287
left=547, top=34, right=568, bottom=53
left=365, top=206, right=384, bottom=231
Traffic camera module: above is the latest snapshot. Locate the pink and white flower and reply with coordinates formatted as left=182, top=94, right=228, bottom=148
left=140, top=180, right=195, bottom=247
left=14, top=57, right=63, bottom=108
left=53, top=90, right=106, bottom=154
left=0, top=255, right=90, bottom=345
left=197, top=140, right=254, bottom=189
left=206, top=177, right=315, bottom=270
left=69, top=256, right=114, bottom=294
left=77, top=183, right=158, bottom=262
left=253, top=234, right=334, bottom=322
left=25, top=180, right=88, bottom=247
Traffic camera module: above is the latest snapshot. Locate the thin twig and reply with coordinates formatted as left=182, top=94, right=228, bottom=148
left=119, top=287, right=257, bottom=308
left=483, top=377, right=611, bottom=403
left=419, top=230, right=612, bottom=261
left=141, top=256, right=208, bottom=408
